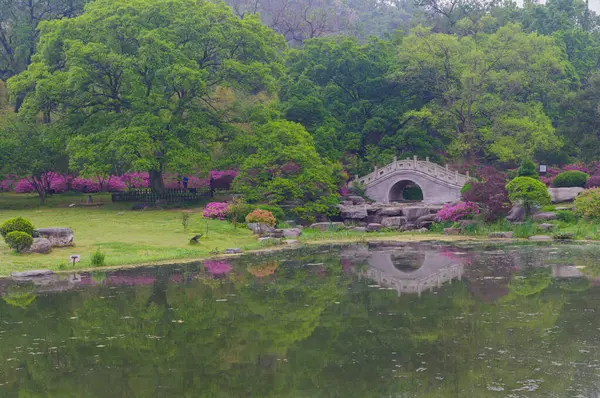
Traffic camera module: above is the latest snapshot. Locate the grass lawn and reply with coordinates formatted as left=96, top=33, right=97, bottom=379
left=0, top=193, right=261, bottom=275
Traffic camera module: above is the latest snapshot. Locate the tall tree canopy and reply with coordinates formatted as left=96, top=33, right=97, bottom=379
left=9, top=0, right=285, bottom=192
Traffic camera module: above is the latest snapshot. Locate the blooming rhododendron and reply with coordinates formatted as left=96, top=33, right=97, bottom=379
left=202, top=202, right=229, bottom=220
left=436, top=201, right=480, bottom=222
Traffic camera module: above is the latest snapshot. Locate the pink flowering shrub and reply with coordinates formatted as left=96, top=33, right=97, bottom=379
left=71, top=177, right=102, bottom=193
left=14, top=179, right=36, bottom=193
left=121, top=172, right=150, bottom=189
left=202, top=202, right=229, bottom=220
left=210, top=170, right=237, bottom=190
left=585, top=175, right=600, bottom=188
left=106, top=177, right=127, bottom=192
left=6, top=170, right=236, bottom=193
left=436, top=201, right=480, bottom=222
left=204, top=260, right=233, bottom=275
left=163, top=173, right=210, bottom=189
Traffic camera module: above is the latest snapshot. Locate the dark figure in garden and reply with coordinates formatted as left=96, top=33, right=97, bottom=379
left=182, top=176, right=189, bottom=190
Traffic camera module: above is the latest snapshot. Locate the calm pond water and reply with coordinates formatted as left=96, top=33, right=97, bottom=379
left=2, top=241, right=600, bottom=397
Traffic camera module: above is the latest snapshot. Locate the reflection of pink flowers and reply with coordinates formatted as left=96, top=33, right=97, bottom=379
left=205, top=261, right=233, bottom=275
left=341, top=258, right=353, bottom=273
left=105, top=275, right=156, bottom=286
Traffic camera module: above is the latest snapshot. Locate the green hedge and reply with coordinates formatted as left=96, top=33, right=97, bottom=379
left=552, top=170, right=589, bottom=188
left=5, top=231, right=33, bottom=253
left=0, top=217, right=35, bottom=239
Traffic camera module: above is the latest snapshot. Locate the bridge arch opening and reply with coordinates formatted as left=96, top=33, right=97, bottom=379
left=391, top=251, right=425, bottom=273
left=389, top=180, right=424, bottom=203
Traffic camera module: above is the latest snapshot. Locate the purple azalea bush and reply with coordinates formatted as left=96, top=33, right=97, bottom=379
left=2, top=170, right=238, bottom=194
left=202, top=202, right=229, bottom=220
left=436, top=201, right=480, bottom=222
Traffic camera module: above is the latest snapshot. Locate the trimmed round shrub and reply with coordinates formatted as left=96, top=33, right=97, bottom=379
left=574, top=188, right=600, bottom=218
left=227, top=204, right=285, bottom=224
left=0, top=217, right=35, bottom=239
left=245, top=209, right=276, bottom=227
left=506, top=177, right=550, bottom=216
left=5, top=231, right=34, bottom=253
left=517, top=159, right=538, bottom=179
left=585, top=175, right=600, bottom=188
left=552, top=170, right=589, bottom=188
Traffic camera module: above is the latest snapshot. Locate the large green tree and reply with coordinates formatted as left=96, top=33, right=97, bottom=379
left=8, top=0, right=285, bottom=192
left=395, top=22, right=575, bottom=164
left=0, top=0, right=91, bottom=110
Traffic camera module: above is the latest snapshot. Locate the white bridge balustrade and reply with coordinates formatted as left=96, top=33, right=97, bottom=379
left=352, top=156, right=471, bottom=204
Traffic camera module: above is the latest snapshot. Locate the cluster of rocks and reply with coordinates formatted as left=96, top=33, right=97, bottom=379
left=25, top=228, right=75, bottom=254
left=247, top=222, right=302, bottom=245
left=336, top=198, right=441, bottom=232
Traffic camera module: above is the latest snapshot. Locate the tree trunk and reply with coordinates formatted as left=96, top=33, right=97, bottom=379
left=149, top=170, right=165, bottom=194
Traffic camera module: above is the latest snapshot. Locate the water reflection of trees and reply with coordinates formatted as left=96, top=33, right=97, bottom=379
left=1, top=245, right=600, bottom=396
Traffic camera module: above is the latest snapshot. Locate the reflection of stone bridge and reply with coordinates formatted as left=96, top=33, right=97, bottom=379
left=352, top=156, right=470, bottom=204
left=343, top=245, right=464, bottom=297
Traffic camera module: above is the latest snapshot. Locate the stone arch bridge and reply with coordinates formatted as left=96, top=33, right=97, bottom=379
left=352, top=156, right=470, bottom=204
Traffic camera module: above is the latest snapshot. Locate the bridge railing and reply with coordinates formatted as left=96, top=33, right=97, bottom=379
left=353, top=156, right=470, bottom=187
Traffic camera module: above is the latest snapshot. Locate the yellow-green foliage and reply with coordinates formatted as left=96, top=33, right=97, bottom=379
left=5, top=231, right=33, bottom=253
left=574, top=188, right=600, bottom=218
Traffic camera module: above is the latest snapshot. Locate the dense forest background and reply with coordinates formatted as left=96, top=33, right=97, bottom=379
left=1, top=0, right=600, bottom=210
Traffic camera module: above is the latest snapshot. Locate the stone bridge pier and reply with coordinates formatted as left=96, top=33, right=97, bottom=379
left=353, top=156, right=470, bottom=204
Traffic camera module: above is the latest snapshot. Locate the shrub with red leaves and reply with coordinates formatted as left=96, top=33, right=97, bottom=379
left=462, top=166, right=510, bottom=221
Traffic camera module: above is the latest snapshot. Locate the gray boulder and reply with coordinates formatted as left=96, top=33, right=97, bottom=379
left=349, top=227, right=367, bottom=232
left=402, top=207, right=431, bottom=222
left=416, top=214, right=437, bottom=228
left=381, top=217, right=407, bottom=228
left=339, top=205, right=368, bottom=220
left=310, top=222, right=345, bottom=231
left=22, top=238, right=52, bottom=254
left=36, top=228, right=74, bottom=247
left=269, top=228, right=302, bottom=238
left=378, top=207, right=404, bottom=217
left=348, top=195, right=366, bottom=205
left=419, top=221, right=434, bottom=229
left=366, top=215, right=383, bottom=224
left=340, top=201, right=354, bottom=206
left=248, top=223, right=274, bottom=235
left=489, top=232, right=514, bottom=239
left=366, top=223, right=383, bottom=232
left=538, top=223, right=555, bottom=231
left=12, top=269, right=53, bottom=278
left=549, top=187, right=584, bottom=203
left=284, top=240, right=300, bottom=245
left=533, top=212, right=557, bottom=221
left=400, top=223, right=417, bottom=232
left=529, top=235, right=552, bottom=242
left=506, top=205, right=525, bottom=222
left=224, top=248, right=243, bottom=254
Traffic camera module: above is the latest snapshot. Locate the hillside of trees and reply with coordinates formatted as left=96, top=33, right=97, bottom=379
left=1, top=0, right=600, bottom=213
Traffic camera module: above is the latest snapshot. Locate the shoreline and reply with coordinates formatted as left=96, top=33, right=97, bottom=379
left=41, top=234, right=493, bottom=277
left=4, top=232, right=600, bottom=278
